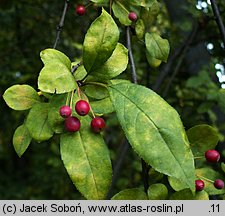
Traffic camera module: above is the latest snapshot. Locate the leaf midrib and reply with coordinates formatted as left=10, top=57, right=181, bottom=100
left=17, top=126, right=30, bottom=156
left=38, top=109, right=51, bottom=140
left=78, top=130, right=99, bottom=199
left=110, top=85, right=191, bottom=184
left=88, top=20, right=109, bottom=73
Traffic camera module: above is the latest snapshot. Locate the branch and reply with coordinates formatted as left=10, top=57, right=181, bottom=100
left=210, top=0, right=225, bottom=47
left=162, top=23, right=198, bottom=97
left=153, top=22, right=199, bottom=93
left=110, top=0, right=113, bottom=15
left=126, top=27, right=138, bottom=84
left=106, top=139, right=130, bottom=199
left=71, top=62, right=82, bottom=74
left=126, top=26, right=149, bottom=193
left=53, top=0, right=70, bottom=49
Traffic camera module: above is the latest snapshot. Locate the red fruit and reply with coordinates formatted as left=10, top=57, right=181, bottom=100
left=59, top=105, right=72, bottom=118
left=195, top=179, right=205, bottom=191
left=64, top=116, right=80, bottom=132
left=91, top=117, right=105, bottom=133
left=214, top=179, right=224, bottom=189
left=76, top=5, right=86, bottom=16
left=128, top=12, right=137, bottom=22
left=205, top=149, right=220, bottom=163
left=75, top=100, right=90, bottom=116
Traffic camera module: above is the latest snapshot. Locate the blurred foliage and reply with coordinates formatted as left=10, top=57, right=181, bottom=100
left=0, top=0, right=225, bottom=199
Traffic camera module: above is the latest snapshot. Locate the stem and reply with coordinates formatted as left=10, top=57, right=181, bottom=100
left=53, top=0, right=69, bottom=49
left=210, top=0, right=225, bottom=47
left=66, top=92, right=70, bottom=106
left=126, top=27, right=138, bottom=84
left=194, top=156, right=204, bottom=160
left=196, top=174, right=214, bottom=183
left=152, top=22, right=198, bottom=93
left=72, top=62, right=82, bottom=74
left=106, top=139, right=130, bottom=199
left=110, top=0, right=113, bottom=15
left=77, top=87, right=81, bottom=99
left=126, top=26, right=149, bottom=193
left=83, top=94, right=96, bottom=118
left=162, top=23, right=198, bottom=97
left=69, top=90, right=74, bottom=108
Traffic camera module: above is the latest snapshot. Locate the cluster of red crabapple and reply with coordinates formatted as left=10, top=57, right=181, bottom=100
left=75, top=4, right=138, bottom=22
left=69, top=4, right=137, bottom=132
left=59, top=99, right=105, bottom=133
left=195, top=149, right=224, bottom=191
left=76, top=4, right=225, bottom=192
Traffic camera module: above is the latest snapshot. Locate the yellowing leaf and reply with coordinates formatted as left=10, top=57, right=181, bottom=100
left=109, top=82, right=195, bottom=192
left=83, top=9, right=119, bottom=72
left=60, top=116, right=112, bottom=200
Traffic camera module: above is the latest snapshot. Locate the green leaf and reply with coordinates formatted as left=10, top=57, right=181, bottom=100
left=131, top=0, right=157, bottom=7
left=170, top=189, right=209, bottom=200
left=197, top=102, right=214, bottom=114
left=147, top=184, right=168, bottom=200
left=48, top=109, right=64, bottom=134
left=48, top=94, right=67, bottom=134
left=83, top=9, right=119, bottom=73
left=111, top=188, right=147, bottom=200
left=112, top=1, right=132, bottom=26
left=13, top=124, right=32, bottom=157
left=218, top=89, right=225, bottom=113
left=221, top=163, right=225, bottom=173
left=196, top=168, right=225, bottom=195
left=140, top=2, right=159, bottom=29
left=3, top=85, right=40, bottom=110
left=186, top=124, right=219, bottom=157
left=88, top=43, right=128, bottom=81
left=148, top=168, right=164, bottom=184
left=60, top=116, right=112, bottom=200
left=168, top=176, right=187, bottom=192
left=108, top=82, right=195, bottom=192
left=145, top=32, right=170, bottom=65
left=38, top=63, right=77, bottom=94
left=90, top=97, right=115, bottom=115
left=83, top=85, right=109, bottom=100
left=40, top=48, right=71, bottom=70
left=135, top=19, right=145, bottom=39
left=73, top=64, right=87, bottom=80
left=26, top=103, right=54, bottom=142
left=91, top=0, right=109, bottom=4
left=108, top=79, right=131, bottom=85
left=146, top=55, right=162, bottom=68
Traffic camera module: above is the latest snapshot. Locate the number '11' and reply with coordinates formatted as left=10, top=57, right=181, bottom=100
left=211, top=204, right=219, bottom=212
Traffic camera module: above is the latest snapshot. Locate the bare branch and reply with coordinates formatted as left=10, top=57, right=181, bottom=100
left=126, top=26, right=149, bottom=193
left=153, top=22, right=199, bottom=94
left=162, top=23, right=198, bottom=97
left=53, top=0, right=70, bottom=49
left=210, top=0, right=225, bottom=47
left=126, top=27, right=138, bottom=84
